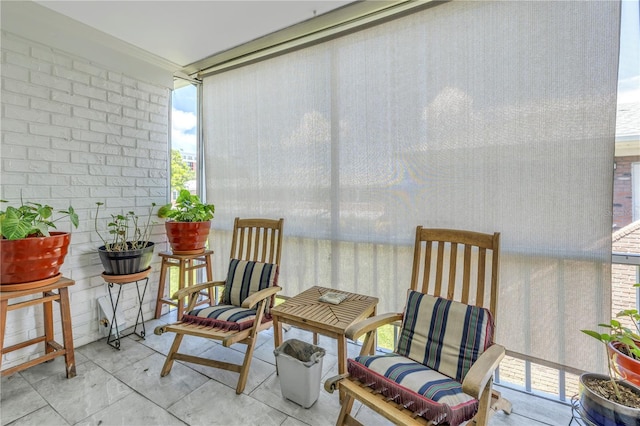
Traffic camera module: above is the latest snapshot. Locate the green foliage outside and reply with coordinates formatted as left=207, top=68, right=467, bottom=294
left=348, top=323, right=397, bottom=352
left=170, top=149, right=195, bottom=193
left=376, top=324, right=397, bottom=351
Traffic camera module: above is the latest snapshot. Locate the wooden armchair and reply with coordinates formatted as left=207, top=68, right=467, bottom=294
left=325, top=227, right=512, bottom=425
left=154, top=217, right=284, bottom=394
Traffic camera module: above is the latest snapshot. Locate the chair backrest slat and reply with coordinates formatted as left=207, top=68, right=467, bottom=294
left=435, top=241, right=445, bottom=296
left=462, top=243, right=473, bottom=304
left=419, top=240, right=432, bottom=294
left=476, top=247, right=487, bottom=308
left=410, top=226, right=500, bottom=321
left=229, top=217, right=284, bottom=267
left=447, top=241, right=457, bottom=300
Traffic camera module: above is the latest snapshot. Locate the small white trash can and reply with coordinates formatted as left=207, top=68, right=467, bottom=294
left=274, top=338, right=326, bottom=408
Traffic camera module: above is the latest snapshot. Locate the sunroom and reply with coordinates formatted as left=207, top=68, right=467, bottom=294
left=1, top=1, right=639, bottom=425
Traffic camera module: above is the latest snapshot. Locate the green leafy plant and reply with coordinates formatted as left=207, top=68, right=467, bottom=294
left=0, top=200, right=79, bottom=240
left=95, top=202, right=156, bottom=251
left=582, top=307, right=640, bottom=399
left=157, top=189, right=214, bottom=222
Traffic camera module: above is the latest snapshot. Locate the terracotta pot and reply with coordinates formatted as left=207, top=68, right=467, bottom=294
left=98, top=242, right=155, bottom=275
left=0, top=232, right=70, bottom=285
left=609, top=341, right=640, bottom=387
left=579, top=372, right=640, bottom=426
left=165, top=221, right=211, bottom=254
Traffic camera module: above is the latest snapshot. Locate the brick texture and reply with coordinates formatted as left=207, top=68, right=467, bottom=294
left=613, top=156, right=640, bottom=230
left=1, top=31, right=169, bottom=369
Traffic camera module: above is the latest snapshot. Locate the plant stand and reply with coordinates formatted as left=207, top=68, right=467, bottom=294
left=154, top=250, right=214, bottom=320
left=101, top=268, right=150, bottom=350
left=569, top=395, right=598, bottom=426
left=0, top=277, right=76, bottom=378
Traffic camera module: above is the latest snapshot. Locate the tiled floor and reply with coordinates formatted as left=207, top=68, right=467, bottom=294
left=2, top=311, right=575, bottom=426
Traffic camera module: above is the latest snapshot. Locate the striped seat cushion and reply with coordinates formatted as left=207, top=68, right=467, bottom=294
left=181, top=259, right=279, bottom=331
left=181, top=304, right=265, bottom=331
left=345, top=292, right=495, bottom=425
left=348, top=354, right=476, bottom=426
left=396, top=290, right=494, bottom=382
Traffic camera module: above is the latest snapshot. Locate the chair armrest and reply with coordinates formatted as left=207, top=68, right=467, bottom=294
left=241, top=286, right=282, bottom=309
left=461, top=343, right=505, bottom=399
left=324, top=373, right=350, bottom=393
left=345, top=313, right=403, bottom=341
left=171, top=280, right=225, bottom=300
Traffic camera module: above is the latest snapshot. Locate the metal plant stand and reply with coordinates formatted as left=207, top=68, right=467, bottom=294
left=101, top=268, right=151, bottom=349
left=569, top=395, right=597, bottom=426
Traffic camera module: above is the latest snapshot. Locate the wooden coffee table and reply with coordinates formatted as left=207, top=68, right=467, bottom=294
left=271, top=286, right=378, bottom=374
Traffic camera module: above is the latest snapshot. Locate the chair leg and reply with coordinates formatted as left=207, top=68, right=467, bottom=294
left=492, top=390, right=513, bottom=414
left=336, top=393, right=355, bottom=426
left=473, top=378, right=494, bottom=426
left=236, top=336, right=256, bottom=394
left=161, top=333, right=184, bottom=377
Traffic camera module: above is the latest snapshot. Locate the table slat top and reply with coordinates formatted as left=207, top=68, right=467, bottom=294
left=271, top=286, right=378, bottom=334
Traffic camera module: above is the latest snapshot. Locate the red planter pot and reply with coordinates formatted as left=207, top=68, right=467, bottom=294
left=608, top=340, right=640, bottom=387
left=165, top=221, right=211, bottom=254
left=0, top=232, right=70, bottom=285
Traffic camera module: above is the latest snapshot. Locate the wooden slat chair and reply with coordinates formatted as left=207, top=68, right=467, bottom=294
left=154, top=217, right=284, bottom=394
left=325, top=227, right=512, bottom=425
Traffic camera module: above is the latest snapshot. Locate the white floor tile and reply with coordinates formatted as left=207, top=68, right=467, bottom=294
left=0, top=312, right=575, bottom=426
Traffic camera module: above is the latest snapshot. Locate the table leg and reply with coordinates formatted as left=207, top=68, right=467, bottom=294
left=370, top=306, right=377, bottom=355
left=273, top=316, right=283, bottom=375
left=58, top=286, right=76, bottom=378
left=205, top=255, right=214, bottom=304
left=0, top=299, right=7, bottom=370
left=273, top=316, right=283, bottom=349
left=155, top=258, right=169, bottom=319
left=338, top=336, right=347, bottom=375
left=43, top=291, right=54, bottom=355
left=177, top=260, right=186, bottom=320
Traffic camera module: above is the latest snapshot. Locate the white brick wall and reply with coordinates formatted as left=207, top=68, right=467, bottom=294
left=1, top=31, right=171, bottom=370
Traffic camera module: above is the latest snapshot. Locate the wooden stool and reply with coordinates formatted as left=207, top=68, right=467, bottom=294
left=1, top=277, right=76, bottom=378
left=154, top=250, right=214, bottom=320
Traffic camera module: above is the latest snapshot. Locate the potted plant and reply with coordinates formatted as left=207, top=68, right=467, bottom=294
left=0, top=200, right=79, bottom=287
left=603, top=308, right=640, bottom=388
left=580, top=313, right=640, bottom=424
left=95, top=202, right=156, bottom=276
left=157, top=189, right=214, bottom=254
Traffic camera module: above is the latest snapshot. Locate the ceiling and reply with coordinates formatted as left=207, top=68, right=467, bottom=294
left=33, top=1, right=355, bottom=69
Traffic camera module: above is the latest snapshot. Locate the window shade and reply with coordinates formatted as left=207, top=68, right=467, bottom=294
left=203, top=1, right=621, bottom=373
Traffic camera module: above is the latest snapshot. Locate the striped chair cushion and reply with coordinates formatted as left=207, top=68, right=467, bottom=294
left=348, top=354, right=477, bottom=426
left=396, top=290, right=494, bottom=383
left=181, top=304, right=266, bottom=331
left=222, top=259, right=279, bottom=310
left=181, top=260, right=278, bottom=331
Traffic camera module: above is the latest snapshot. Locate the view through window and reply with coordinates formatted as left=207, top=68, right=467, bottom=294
left=171, top=83, right=198, bottom=201
left=168, top=82, right=199, bottom=297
